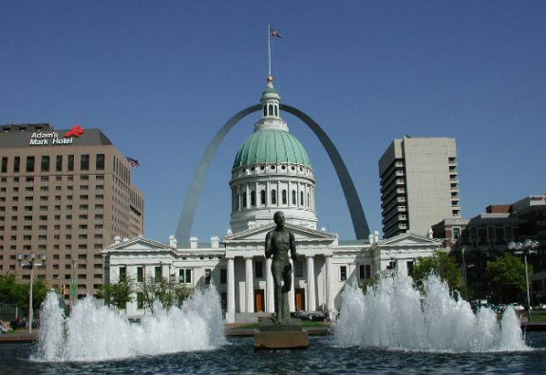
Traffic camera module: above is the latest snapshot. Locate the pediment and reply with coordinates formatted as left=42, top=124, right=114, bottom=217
left=103, top=236, right=171, bottom=253
left=224, top=223, right=336, bottom=243
left=377, top=233, right=443, bottom=247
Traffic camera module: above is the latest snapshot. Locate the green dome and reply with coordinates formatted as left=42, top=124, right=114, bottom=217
left=233, top=130, right=311, bottom=168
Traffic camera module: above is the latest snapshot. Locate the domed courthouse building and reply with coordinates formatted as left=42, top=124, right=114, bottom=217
left=103, top=77, right=442, bottom=322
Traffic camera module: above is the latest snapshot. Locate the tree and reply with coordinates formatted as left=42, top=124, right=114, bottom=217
left=487, top=254, right=531, bottom=304
left=173, top=284, right=193, bottom=307
left=0, top=273, right=48, bottom=311
left=139, top=276, right=194, bottom=312
left=361, top=273, right=381, bottom=294
left=413, top=251, right=463, bottom=295
left=101, top=277, right=135, bottom=310
left=0, top=274, right=26, bottom=306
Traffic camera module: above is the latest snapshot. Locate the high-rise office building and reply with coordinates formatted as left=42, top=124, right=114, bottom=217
left=0, top=123, right=144, bottom=298
left=378, top=137, right=460, bottom=238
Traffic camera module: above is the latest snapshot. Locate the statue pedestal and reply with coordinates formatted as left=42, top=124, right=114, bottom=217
left=254, top=319, right=309, bottom=349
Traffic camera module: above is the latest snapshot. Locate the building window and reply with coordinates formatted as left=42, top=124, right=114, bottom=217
left=340, top=266, right=347, bottom=281
left=407, top=261, right=414, bottom=277
left=41, top=156, right=50, bottom=172
left=242, top=192, right=247, bottom=208
left=295, top=260, right=304, bottom=278
left=255, top=261, right=263, bottom=279
left=68, top=155, right=74, bottom=171
left=137, top=266, right=143, bottom=282
left=13, top=156, right=20, bottom=173
left=137, top=292, right=144, bottom=309
left=291, top=190, right=296, bottom=205
left=388, top=261, right=397, bottom=271
left=96, top=154, right=105, bottom=170
left=119, top=266, right=127, bottom=281
left=56, top=155, right=63, bottom=171
left=220, top=268, right=227, bottom=284
left=300, top=191, right=304, bottom=206
left=487, top=226, right=495, bottom=241
left=250, top=191, right=256, bottom=206
left=271, top=189, right=277, bottom=205
left=154, top=266, right=162, bottom=282
left=453, top=228, right=461, bottom=240
left=359, top=264, right=371, bottom=280
left=282, top=190, right=287, bottom=205
left=26, top=156, right=35, bottom=172
left=504, top=226, right=513, bottom=241
left=1, top=157, right=7, bottom=173
left=260, top=190, right=266, bottom=205
left=205, top=269, right=212, bottom=284
left=80, top=154, right=89, bottom=171
left=179, top=269, right=192, bottom=284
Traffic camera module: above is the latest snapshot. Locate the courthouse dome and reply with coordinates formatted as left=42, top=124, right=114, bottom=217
left=233, top=129, right=311, bottom=168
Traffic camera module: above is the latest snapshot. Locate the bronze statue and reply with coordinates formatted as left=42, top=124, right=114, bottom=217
left=265, top=211, right=298, bottom=322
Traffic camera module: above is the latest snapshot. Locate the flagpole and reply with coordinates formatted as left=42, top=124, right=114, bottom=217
left=268, top=23, right=272, bottom=77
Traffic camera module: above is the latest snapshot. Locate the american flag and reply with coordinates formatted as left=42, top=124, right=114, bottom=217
left=270, top=29, right=282, bottom=38
left=127, top=156, right=140, bottom=167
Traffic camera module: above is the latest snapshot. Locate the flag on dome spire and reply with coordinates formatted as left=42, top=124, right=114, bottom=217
left=270, top=28, right=282, bottom=38
left=268, top=24, right=282, bottom=77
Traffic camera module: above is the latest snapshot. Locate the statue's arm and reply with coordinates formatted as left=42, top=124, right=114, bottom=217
left=289, top=232, right=297, bottom=261
left=265, top=232, right=273, bottom=258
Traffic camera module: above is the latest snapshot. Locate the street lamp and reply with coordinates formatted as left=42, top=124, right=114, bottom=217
left=17, top=253, right=46, bottom=333
left=508, top=239, right=540, bottom=322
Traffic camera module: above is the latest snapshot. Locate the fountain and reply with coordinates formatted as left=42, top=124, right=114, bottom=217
left=34, top=285, right=225, bottom=362
left=335, top=274, right=527, bottom=352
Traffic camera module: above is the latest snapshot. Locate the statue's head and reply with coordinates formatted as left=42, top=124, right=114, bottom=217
left=273, top=211, right=285, bottom=226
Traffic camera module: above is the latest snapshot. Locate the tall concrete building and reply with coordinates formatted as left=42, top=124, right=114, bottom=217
left=0, top=123, right=144, bottom=298
left=379, top=137, right=461, bottom=238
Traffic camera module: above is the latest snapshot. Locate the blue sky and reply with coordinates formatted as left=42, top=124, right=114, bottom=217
left=1, top=1, right=545, bottom=242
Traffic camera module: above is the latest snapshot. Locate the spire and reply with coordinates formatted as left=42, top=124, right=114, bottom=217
left=256, top=24, right=286, bottom=132
left=255, top=75, right=287, bottom=132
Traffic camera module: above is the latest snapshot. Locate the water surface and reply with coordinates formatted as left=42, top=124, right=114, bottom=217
left=2, top=334, right=545, bottom=375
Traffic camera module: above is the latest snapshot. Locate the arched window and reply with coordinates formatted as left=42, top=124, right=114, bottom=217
left=260, top=189, right=266, bottom=205
left=282, top=190, right=287, bottom=205
left=274, top=105, right=279, bottom=117
left=263, top=106, right=267, bottom=117
left=307, top=192, right=310, bottom=207
left=268, top=104, right=273, bottom=116
left=251, top=191, right=256, bottom=206
left=271, top=189, right=277, bottom=205
left=292, top=191, right=296, bottom=205
left=242, top=192, right=247, bottom=208
left=300, top=191, right=304, bottom=206
left=236, top=194, right=240, bottom=211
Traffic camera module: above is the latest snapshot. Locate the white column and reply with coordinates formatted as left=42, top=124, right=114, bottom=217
left=325, top=255, right=334, bottom=312
left=289, top=259, right=295, bottom=311
left=306, top=255, right=316, bottom=311
left=245, top=257, right=254, bottom=313
left=266, top=257, right=274, bottom=312
left=227, top=257, right=235, bottom=314
left=245, top=184, right=250, bottom=209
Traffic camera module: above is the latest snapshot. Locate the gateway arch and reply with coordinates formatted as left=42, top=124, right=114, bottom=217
left=175, top=104, right=370, bottom=245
